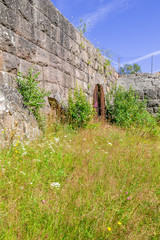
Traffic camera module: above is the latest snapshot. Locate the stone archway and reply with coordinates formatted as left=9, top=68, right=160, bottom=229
left=93, top=84, right=105, bottom=118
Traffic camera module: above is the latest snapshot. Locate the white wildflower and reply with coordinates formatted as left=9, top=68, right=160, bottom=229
left=51, top=182, right=61, bottom=188
left=19, top=186, right=24, bottom=190
left=54, top=137, right=60, bottom=143
left=22, top=152, right=27, bottom=155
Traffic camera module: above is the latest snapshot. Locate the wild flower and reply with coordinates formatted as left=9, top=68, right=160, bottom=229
left=22, top=152, right=27, bottom=155
left=107, top=227, right=111, bottom=231
left=54, top=137, right=60, bottom=143
left=94, top=102, right=98, bottom=107
left=125, top=191, right=128, bottom=195
left=19, top=186, right=24, bottom=190
left=127, top=196, right=132, bottom=200
left=51, top=182, right=61, bottom=188
left=42, top=200, right=46, bottom=204
left=118, top=222, right=122, bottom=225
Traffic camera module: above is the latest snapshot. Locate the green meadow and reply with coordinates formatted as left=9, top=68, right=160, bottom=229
left=0, top=122, right=159, bottom=239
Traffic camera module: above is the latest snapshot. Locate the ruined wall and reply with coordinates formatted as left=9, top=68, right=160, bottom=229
left=0, top=0, right=118, bottom=106
left=117, top=73, right=160, bottom=115
left=0, top=0, right=118, bottom=140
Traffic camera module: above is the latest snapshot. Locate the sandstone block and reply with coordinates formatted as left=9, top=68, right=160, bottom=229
left=16, top=35, right=36, bottom=61
left=0, top=25, right=16, bottom=54
left=3, top=52, right=20, bottom=74
left=34, top=9, right=51, bottom=36
left=33, top=47, right=49, bottom=66
left=0, top=3, right=20, bottom=32
left=19, top=17, right=35, bottom=43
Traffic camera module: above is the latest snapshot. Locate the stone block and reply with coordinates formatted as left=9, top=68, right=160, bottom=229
left=19, top=17, right=35, bottom=43
left=33, top=46, right=49, bottom=66
left=63, top=62, right=74, bottom=76
left=48, top=3, right=59, bottom=27
left=16, top=35, right=36, bottom=61
left=3, top=0, right=34, bottom=23
left=43, top=67, right=59, bottom=84
left=34, top=9, right=51, bottom=36
left=19, top=59, right=43, bottom=82
left=156, top=88, right=160, bottom=99
left=49, top=53, right=62, bottom=71
left=144, top=89, right=157, bottom=99
left=50, top=24, right=58, bottom=42
left=0, top=25, right=16, bottom=54
left=147, top=100, right=159, bottom=108
left=0, top=71, right=15, bottom=84
left=0, top=2, right=20, bottom=32
left=3, top=52, right=20, bottom=74
left=0, top=50, right=3, bottom=71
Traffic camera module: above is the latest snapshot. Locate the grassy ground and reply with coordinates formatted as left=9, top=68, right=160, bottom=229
left=0, top=122, right=160, bottom=239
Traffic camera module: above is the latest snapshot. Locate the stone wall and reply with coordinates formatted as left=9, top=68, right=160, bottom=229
left=117, top=73, right=160, bottom=115
left=0, top=0, right=118, bottom=104
left=0, top=0, right=118, bottom=140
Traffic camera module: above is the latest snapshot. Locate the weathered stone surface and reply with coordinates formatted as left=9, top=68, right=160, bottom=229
left=0, top=84, right=40, bottom=145
left=0, top=25, right=16, bottom=54
left=118, top=73, right=160, bottom=114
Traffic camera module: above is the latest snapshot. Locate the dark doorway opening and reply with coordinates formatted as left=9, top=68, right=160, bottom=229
left=93, top=84, right=105, bottom=118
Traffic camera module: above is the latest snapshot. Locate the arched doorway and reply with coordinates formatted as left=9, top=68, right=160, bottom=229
left=93, top=84, right=105, bottom=118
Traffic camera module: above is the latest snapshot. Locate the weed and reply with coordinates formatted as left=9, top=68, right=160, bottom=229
left=66, top=85, right=93, bottom=128
left=15, top=67, right=50, bottom=129
left=106, top=85, right=157, bottom=134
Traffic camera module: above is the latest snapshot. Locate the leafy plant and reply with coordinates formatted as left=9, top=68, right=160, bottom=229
left=106, top=85, right=157, bottom=133
left=66, top=85, right=93, bottom=128
left=15, top=67, right=50, bottom=128
left=76, top=18, right=89, bottom=36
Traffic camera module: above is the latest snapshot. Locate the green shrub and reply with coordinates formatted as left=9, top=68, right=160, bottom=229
left=106, top=85, right=157, bottom=133
left=67, top=85, right=93, bottom=128
left=15, top=67, right=50, bottom=128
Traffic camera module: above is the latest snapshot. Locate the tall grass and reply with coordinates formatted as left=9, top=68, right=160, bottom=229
left=0, top=123, right=159, bottom=239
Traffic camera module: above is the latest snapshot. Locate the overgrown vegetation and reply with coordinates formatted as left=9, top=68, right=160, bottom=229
left=15, top=68, right=50, bottom=129
left=66, top=85, right=94, bottom=128
left=0, top=123, right=159, bottom=239
left=106, top=85, right=157, bottom=134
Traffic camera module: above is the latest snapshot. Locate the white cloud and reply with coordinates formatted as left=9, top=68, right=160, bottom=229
left=80, top=0, right=130, bottom=30
left=121, top=50, right=160, bottom=66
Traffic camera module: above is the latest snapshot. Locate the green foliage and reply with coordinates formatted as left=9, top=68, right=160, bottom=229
left=67, top=85, right=93, bottom=128
left=120, top=63, right=141, bottom=75
left=76, top=18, right=89, bottom=36
left=106, top=85, right=157, bottom=133
left=15, top=67, right=50, bottom=128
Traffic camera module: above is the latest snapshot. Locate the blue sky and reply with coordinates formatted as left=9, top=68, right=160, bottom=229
left=51, top=0, right=160, bottom=73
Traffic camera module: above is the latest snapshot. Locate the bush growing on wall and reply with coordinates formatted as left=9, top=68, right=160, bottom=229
left=106, top=85, right=157, bottom=133
left=67, top=85, right=93, bottom=128
left=15, top=68, right=50, bottom=128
